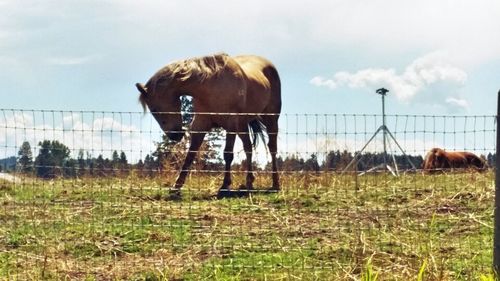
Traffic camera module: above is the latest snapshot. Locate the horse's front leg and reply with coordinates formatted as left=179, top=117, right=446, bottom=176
left=172, top=131, right=206, bottom=197
left=220, top=132, right=236, bottom=191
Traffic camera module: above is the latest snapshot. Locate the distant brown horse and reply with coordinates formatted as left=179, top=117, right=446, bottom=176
left=422, top=148, right=487, bottom=173
left=135, top=53, right=281, bottom=197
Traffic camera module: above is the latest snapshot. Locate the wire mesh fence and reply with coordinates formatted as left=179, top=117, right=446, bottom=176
left=0, top=109, right=496, bottom=280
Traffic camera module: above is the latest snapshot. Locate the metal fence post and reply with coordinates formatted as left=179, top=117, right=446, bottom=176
left=494, top=89, right=500, bottom=275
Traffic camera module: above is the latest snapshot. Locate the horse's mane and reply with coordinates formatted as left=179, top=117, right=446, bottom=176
left=169, top=53, right=230, bottom=83
left=138, top=53, right=230, bottom=111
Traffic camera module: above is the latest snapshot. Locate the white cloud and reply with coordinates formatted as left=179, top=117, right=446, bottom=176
left=445, top=97, right=469, bottom=110
left=39, top=0, right=498, bottom=65
left=1, top=1, right=499, bottom=66
left=311, top=51, right=469, bottom=111
left=306, top=0, right=500, bottom=66
left=45, top=55, right=99, bottom=66
left=310, top=76, right=337, bottom=90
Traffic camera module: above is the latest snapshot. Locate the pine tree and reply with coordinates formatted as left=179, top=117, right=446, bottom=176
left=17, top=141, right=33, bottom=173
left=35, top=140, right=54, bottom=178
left=144, top=154, right=154, bottom=177
left=136, top=159, right=144, bottom=177
left=77, top=150, right=86, bottom=177
left=104, top=158, right=111, bottom=176
left=111, top=150, right=119, bottom=176
left=180, top=95, right=194, bottom=126
left=119, top=151, right=128, bottom=175
left=304, top=154, right=320, bottom=172
left=63, top=158, right=77, bottom=178
left=35, top=140, right=71, bottom=178
left=95, top=155, right=105, bottom=177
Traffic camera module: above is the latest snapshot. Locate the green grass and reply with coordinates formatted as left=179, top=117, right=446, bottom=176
left=0, top=171, right=495, bottom=280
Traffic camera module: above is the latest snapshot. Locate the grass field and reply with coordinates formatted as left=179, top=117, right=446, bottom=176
left=0, top=170, right=495, bottom=280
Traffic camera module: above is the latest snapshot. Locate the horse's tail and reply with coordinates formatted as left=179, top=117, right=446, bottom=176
left=248, top=118, right=267, bottom=149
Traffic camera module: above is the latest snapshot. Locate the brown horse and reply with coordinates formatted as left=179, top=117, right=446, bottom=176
left=422, top=147, right=487, bottom=173
left=135, top=53, right=281, bottom=197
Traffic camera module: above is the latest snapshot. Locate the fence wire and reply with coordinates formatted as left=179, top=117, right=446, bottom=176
left=0, top=109, right=496, bottom=280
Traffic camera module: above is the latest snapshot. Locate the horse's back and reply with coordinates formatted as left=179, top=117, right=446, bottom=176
left=233, top=55, right=281, bottom=115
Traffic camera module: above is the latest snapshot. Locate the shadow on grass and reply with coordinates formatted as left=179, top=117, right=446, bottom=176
left=138, top=187, right=280, bottom=202
left=216, top=188, right=279, bottom=199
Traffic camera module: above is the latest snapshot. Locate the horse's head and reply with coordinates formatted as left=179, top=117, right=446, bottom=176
left=423, top=148, right=447, bottom=172
left=432, top=148, right=449, bottom=169
left=136, top=83, right=184, bottom=142
left=423, top=149, right=436, bottom=171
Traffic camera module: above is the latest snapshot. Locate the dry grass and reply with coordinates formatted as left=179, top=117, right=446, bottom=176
left=0, top=170, right=495, bottom=280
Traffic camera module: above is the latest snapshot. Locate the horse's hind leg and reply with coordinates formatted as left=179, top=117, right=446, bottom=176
left=220, top=132, right=236, bottom=190
left=263, top=117, right=280, bottom=190
left=238, top=129, right=255, bottom=190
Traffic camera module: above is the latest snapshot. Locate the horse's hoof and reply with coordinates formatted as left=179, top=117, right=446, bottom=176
left=238, top=184, right=253, bottom=192
left=167, top=189, right=182, bottom=201
left=269, top=186, right=280, bottom=191
left=216, top=188, right=231, bottom=199
left=217, top=188, right=251, bottom=199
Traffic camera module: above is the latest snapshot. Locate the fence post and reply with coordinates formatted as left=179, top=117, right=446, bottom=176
left=494, top=89, right=500, bottom=275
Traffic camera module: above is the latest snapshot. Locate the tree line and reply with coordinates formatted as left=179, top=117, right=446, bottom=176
left=16, top=140, right=131, bottom=178
left=12, top=134, right=225, bottom=178
left=11, top=138, right=495, bottom=179
left=268, top=150, right=426, bottom=172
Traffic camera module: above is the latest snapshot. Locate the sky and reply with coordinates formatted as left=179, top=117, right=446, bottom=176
left=1, top=0, right=499, bottom=161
